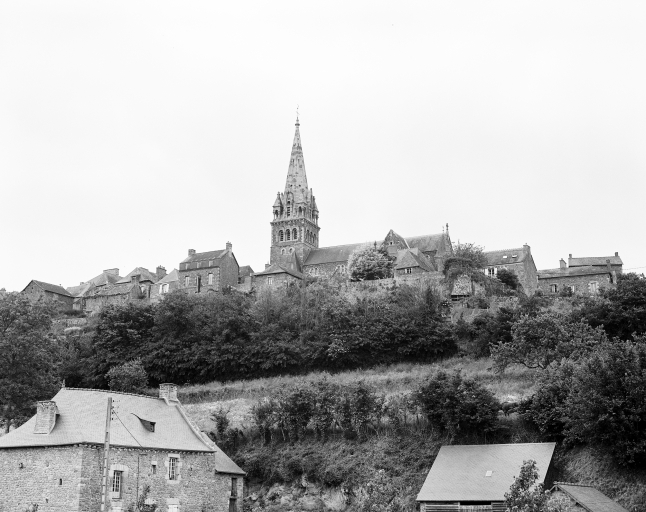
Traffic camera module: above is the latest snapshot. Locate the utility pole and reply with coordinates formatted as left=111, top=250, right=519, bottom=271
left=100, top=396, right=113, bottom=512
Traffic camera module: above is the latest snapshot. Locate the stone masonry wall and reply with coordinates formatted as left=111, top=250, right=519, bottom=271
left=22, top=282, right=74, bottom=309
left=538, top=272, right=613, bottom=295
left=254, top=272, right=300, bottom=289
left=0, top=446, right=84, bottom=512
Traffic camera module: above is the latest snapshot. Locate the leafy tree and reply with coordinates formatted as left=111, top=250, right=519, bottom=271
left=414, top=370, right=499, bottom=437
left=504, top=460, right=548, bottom=512
left=106, top=359, right=148, bottom=393
left=497, top=268, right=521, bottom=291
left=0, top=293, right=61, bottom=433
left=443, top=242, right=488, bottom=278
left=347, top=245, right=394, bottom=281
left=491, top=312, right=606, bottom=372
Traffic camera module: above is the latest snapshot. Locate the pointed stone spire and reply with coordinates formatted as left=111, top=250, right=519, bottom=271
left=284, top=116, right=309, bottom=203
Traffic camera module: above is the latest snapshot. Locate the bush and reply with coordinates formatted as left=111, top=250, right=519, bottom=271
left=106, top=359, right=148, bottom=393
left=347, top=245, right=394, bottom=281
left=504, top=460, right=548, bottom=511
left=413, top=370, right=499, bottom=437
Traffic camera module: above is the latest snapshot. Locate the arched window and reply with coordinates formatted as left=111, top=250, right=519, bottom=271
left=286, top=230, right=291, bottom=241
left=298, top=207, right=303, bottom=216
left=292, top=228, right=298, bottom=240
left=279, top=230, right=284, bottom=242
left=281, top=248, right=285, bottom=255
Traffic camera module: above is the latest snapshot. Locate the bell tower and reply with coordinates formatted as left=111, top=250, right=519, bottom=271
left=270, top=116, right=320, bottom=267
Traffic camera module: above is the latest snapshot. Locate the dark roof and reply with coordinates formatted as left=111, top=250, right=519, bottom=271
left=305, top=243, right=371, bottom=265
left=0, top=388, right=240, bottom=472
left=157, top=269, right=179, bottom=284
left=66, top=282, right=94, bottom=298
left=417, top=443, right=556, bottom=502
left=116, top=267, right=159, bottom=284
left=88, top=271, right=123, bottom=287
left=538, top=266, right=612, bottom=279
left=395, top=248, right=435, bottom=272
left=485, top=248, right=527, bottom=266
left=254, top=263, right=303, bottom=279
left=26, top=280, right=72, bottom=297
left=553, top=483, right=628, bottom=512
left=569, top=256, right=623, bottom=267
left=386, top=229, right=410, bottom=248
left=405, top=233, right=447, bottom=253
left=239, top=265, right=254, bottom=278
left=181, top=250, right=227, bottom=264
left=87, top=283, right=135, bottom=297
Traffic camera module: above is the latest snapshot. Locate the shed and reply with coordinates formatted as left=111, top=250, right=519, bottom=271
left=551, top=483, right=628, bottom=512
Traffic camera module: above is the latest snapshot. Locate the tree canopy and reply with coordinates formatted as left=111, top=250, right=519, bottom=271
left=347, top=245, right=394, bottom=281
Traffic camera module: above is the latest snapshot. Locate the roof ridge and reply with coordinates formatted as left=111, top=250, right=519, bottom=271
left=62, top=387, right=159, bottom=400
left=553, top=481, right=594, bottom=488
left=484, top=248, right=524, bottom=253
left=311, top=242, right=373, bottom=250
left=443, top=442, right=556, bottom=447
left=405, top=233, right=444, bottom=239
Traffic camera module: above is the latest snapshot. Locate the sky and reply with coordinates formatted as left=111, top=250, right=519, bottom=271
left=1, top=1, right=645, bottom=291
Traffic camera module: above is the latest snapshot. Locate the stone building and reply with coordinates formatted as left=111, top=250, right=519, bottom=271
left=178, top=243, right=239, bottom=294
left=257, top=118, right=452, bottom=287
left=537, top=252, right=622, bottom=295
left=66, top=269, right=123, bottom=310
left=150, top=269, right=180, bottom=303
left=0, top=384, right=244, bottom=512
left=21, top=280, right=74, bottom=309
left=483, top=245, right=538, bottom=294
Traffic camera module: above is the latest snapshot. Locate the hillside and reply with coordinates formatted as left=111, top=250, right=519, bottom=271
left=179, top=357, right=646, bottom=512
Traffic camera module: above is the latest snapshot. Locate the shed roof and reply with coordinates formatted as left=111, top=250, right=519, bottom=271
left=24, top=280, right=72, bottom=297
left=181, top=249, right=228, bottom=264
left=569, top=256, right=623, bottom=267
left=485, top=248, right=527, bottom=266
left=553, top=483, right=628, bottom=512
left=417, top=443, right=556, bottom=502
left=305, top=243, right=371, bottom=265
left=0, top=388, right=244, bottom=474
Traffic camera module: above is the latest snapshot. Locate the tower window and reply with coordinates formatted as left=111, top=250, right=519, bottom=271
left=286, top=230, right=291, bottom=241
left=279, top=230, right=284, bottom=242
left=292, top=228, right=298, bottom=240
left=185, top=276, right=190, bottom=287
left=287, top=206, right=291, bottom=217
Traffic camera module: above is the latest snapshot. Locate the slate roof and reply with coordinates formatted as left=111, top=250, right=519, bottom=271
left=254, top=263, right=303, bottom=279
left=395, top=248, right=435, bottom=272
left=569, top=256, right=623, bottom=267
left=553, top=483, right=628, bottom=512
left=239, top=265, right=254, bottom=278
left=485, top=248, right=527, bottom=266
left=181, top=250, right=228, bottom=264
left=405, top=233, right=447, bottom=253
left=417, top=443, right=556, bottom=502
left=87, top=271, right=123, bottom=287
left=116, top=267, right=159, bottom=284
left=538, top=266, right=612, bottom=279
left=305, top=243, right=372, bottom=266
left=157, top=269, right=179, bottom=284
left=87, top=283, right=135, bottom=297
left=26, top=281, right=72, bottom=297
left=0, top=388, right=245, bottom=474
left=66, top=282, right=94, bottom=298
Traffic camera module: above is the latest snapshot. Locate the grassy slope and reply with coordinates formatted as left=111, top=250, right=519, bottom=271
left=179, top=357, right=644, bottom=512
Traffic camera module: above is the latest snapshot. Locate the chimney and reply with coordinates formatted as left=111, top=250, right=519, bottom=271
left=569, top=254, right=572, bottom=259
left=226, top=241, right=232, bottom=252
left=131, top=274, right=141, bottom=284
left=156, top=266, right=167, bottom=279
left=615, top=252, right=619, bottom=257
left=104, top=268, right=119, bottom=276
left=159, top=383, right=178, bottom=402
left=34, top=401, right=58, bottom=434
left=523, top=243, right=530, bottom=253
left=560, top=258, right=566, bottom=269
left=188, top=249, right=196, bottom=256
left=265, top=263, right=270, bottom=269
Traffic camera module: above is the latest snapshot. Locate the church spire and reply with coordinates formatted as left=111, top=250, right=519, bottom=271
left=285, top=116, right=309, bottom=200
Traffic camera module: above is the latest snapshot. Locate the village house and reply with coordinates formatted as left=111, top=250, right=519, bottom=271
left=0, top=384, right=244, bottom=512
left=21, top=280, right=75, bottom=309
left=537, top=252, right=623, bottom=295
left=150, top=268, right=180, bottom=303
left=483, top=245, right=538, bottom=295
left=416, top=442, right=556, bottom=511
left=66, top=268, right=123, bottom=310
left=178, top=243, right=239, bottom=294
left=551, top=482, right=628, bottom=512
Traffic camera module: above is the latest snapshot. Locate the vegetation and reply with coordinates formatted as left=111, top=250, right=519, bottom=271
left=106, top=358, right=148, bottom=393
left=347, top=245, right=394, bottom=281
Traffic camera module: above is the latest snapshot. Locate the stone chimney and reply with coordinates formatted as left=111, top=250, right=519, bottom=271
left=131, top=274, right=141, bottom=284
left=265, top=263, right=270, bottom=269
left=156, top=266, right=167, bottom=279
left=615, top=252, right=619, bottom=257
left=523, top=243, right=531, bottom=253
left=34, top=401, right=58, bottom=434
left=560, top=258, right=567, bottom=269
left=226, top=241, right=232, bottom=252
left=188, top=249, right=196, bottom=256
left=159, top=383, right=178, bottom=402
left=104, top=268, right=119, bottom=276
left=569, top=254, right=572, bottom=259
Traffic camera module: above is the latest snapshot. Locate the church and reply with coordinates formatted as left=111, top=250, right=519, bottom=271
left=253, top=117, right=453, bottom=287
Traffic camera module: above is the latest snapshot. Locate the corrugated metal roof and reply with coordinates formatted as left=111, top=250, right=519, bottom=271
left=554, top=483, right=628, bottom=512
left=0, top=388, right=244, bottom=474
left=569, top=256, right=623, bottom=267
left=416, top=443, right=556, bottom=502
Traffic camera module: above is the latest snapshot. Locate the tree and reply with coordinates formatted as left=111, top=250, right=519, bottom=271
left=443, top=242, right=489, bottom=296
left=497, top=268, right=521, bottom=291
left=0, top=293, right=61, bottom=433
left=106, top=359, right=148, bottom=393
left=347, top=245, right=394, bottom=281
left=491, top=312, right=606, bottom=372
left=504, top=460, right=548, bottom=511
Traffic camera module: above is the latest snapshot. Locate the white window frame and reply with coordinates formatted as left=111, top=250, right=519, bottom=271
left=589, top=281, right=599, bottom=294
left=111, top=470, right=123, bottom=496
left=208, top=273, right=214, bottom=285
left=185, top=276, right=190, bottom=287
left=405, top=268, right=412, bottom=274
left=165, top=453, right=182, bottom=484
left=267, top=277, right=273, bottom=286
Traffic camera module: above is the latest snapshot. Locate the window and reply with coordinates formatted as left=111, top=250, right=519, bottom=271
left=151, top=463, right=157, bottom=475
left=112, top=470, right=123, bottom=497
left=286, top=230, right=291, bottom=241
left=208, top=260, right=213, bottom=266
left=550, top=284, right=558, bottom=293
left=230, top=478, right=238, bottom=512
left=169, top=457, right=179, bottom=480
left=589, top=281, right=599, bottom=294
left=196, top=262, right=201, bottom=268
left=279, top=230, right=284, bottom=242
left=287, top=206, right=291, bottom=216
left=208, top=273, right=214, bottom=285
left=185, top=276, right=190, bottom=287
left=159, top=283, right=169, bottom=294
left=267, top=277, right=273, bottom=286
left=405, top=268, right=412, bottom=274
left=292, top=228, right=298, bottom=240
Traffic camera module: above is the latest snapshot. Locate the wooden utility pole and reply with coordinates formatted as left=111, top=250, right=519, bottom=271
left=100, top=396, right=112, bottom=512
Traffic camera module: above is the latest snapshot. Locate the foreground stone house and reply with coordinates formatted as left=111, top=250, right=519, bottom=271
left=179, top=243, right=239, bottom=294
left=416, top=442, right=556, bottom=511
left=483, top=245, right=538, bottom=295
left=21, top=280, right=74, bottom=309
left=537, top=252, right=623, bottom=295
left=0, top=384, right=244, bottom=512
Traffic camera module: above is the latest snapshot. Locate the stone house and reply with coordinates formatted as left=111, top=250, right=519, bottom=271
left=21, top=280, right=74, bottom=309
left=66, top=269, right=123, bottom=310
left=0, top=384, right=244, bottom=512
left=150, top=269, right=180, bottom=303
left=483, top=245, right=538, bottom=295
left=537, top=252, right=622, bottom=295
left=178, top=243, right=239, bottom=294
left=416, top=443, right=556, bottom=511
left=550, top=482, right=628, bottom=511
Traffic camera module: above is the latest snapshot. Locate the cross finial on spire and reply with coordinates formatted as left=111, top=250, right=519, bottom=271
left=296, top=104, right=300, bottom=126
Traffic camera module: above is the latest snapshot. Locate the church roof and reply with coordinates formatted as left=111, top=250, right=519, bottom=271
left=305, top=243, right=372, bottom=266
left=284, top=117, right=310, bottom=204
left=405, top=233, right=448, bottom=253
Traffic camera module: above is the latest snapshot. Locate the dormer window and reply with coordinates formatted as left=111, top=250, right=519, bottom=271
left=512, top=254, right=518, bottom=258
left=196, top=262, right=201, bottom=268
left=502, top=255, right=508, bottom=259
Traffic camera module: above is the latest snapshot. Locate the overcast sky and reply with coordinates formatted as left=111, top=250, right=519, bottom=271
left=1, top=1, right=645, bottom=291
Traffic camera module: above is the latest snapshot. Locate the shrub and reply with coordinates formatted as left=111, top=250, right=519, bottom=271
left=496, top=269, right=521, bottom=291
left=504, top=460, right=548, bottom=511
left=106, top=359, right=148, bottom=393
left=347, top=245, right=394, bottom=281
left=413, top=370, right=499, bottom=437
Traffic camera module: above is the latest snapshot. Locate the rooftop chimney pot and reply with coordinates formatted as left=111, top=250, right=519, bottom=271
left=615, top=252, right=619, bottom=257
left=560, top=258, right=566, bottom=269
left=159, top=383, right=178, bottom=402
left=34, top=401, right=58, bottom=434
left=569, top=254, right=572, bottom=259
left=188, top=249, right=196, bottom=256
left=226, top=241, right=232, bottom=251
